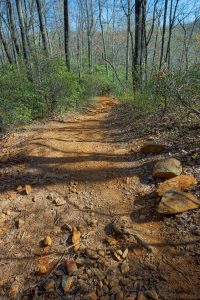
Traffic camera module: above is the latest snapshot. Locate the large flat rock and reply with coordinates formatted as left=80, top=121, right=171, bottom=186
left=158, top=189, right=200, bottom=214
left=156, top=175, right=197, bottom=196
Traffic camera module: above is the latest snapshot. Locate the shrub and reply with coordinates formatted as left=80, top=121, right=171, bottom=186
left=0, top=57, right=92, bottom=132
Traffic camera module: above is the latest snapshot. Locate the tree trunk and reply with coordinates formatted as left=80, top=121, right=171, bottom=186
left=165, top=0, right=180, bottom=69
left=15, top=0, right=32, bottom=79
left=6, top=0, right=20, bottom=56
left=125, top=0, right=131, bottom=81
left=0, top=28, right=13, bottom=64
left=134, top=0, right=146, bottom=83
left=134, top=0, right=142, bottom=67
left=159, top=0, right=168, bottom=70
left=64, top=0, right=70, bottom=70
left=85, top=0, right=94, bottom=74
left=98, top=0, right=108, bottom=77
left=36, top=0, right=49, bottom=53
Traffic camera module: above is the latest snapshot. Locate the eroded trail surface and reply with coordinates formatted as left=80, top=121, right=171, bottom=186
left=0, top=97, right=200, bottom=300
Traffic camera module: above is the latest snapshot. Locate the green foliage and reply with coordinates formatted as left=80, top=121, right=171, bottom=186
left=0, top=65, right=35, bottom=130
left=120, top=90, right=163, bottom=119
left=80, top=66, right=115, bottom=97
left=32, top=57, right=84, bottom=114
left=0, top=57, right=92, bottom=132
left=119, top=65, right=200, bottom=125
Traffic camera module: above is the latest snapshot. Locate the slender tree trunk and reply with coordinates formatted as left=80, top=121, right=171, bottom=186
left=134, top=0, right=146, bottom=83
left=64, top=0, right=70, bottom=70
left=6, top=0, right=20, bottom=56
left=36, top=0, right=49, bottom=53
left=134, top=0, right=142, bottom=67
left=0, top=29, right=12, bottom=64
left=165, top=0, right=179, bottom=69
left=98, top=0, right=108, bottom=77
left=112, top=0, right=116, bottom=82
left=125, top=0, right=131, bottom=81
left=15, top=0, right=32, bottom=79
left=85, top=0, right=94, bottom=73
left=159, top=0, right=168, bottom=70
left=151, top=10, right=161, bottom=75
left=140, top=0, right=146, bottom=80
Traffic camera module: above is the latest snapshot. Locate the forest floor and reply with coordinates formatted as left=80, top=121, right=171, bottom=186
left=0, top=97, right=200, bottom=300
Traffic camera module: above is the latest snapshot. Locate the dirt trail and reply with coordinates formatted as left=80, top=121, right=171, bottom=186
left=0, top=97, right=200, bottom=299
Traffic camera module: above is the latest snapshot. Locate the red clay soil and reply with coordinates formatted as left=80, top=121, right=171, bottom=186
left=0, top=97, right=200, bottom=299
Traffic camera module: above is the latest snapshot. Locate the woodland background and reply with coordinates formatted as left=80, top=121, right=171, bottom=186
left=0, top=0, right=200, bottom=132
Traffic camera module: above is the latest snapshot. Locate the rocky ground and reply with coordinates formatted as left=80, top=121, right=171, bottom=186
left=0, top=97, right=200, bottom=300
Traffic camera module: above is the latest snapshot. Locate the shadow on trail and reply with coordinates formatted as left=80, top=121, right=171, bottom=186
left=0, top=101, right=155, bottom=193
left=0, top=159, right=151, bottom=193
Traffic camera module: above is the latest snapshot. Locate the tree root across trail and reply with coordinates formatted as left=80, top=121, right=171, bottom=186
left=0, top=97, right=200, bottom=299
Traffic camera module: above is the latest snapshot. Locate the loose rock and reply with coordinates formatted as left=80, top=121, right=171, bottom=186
left=137, top=291, right=147, bottom=300
left=86, top=292, right=98, bottom=300
left=102, top=285, right=109, bottom=294
left=38, top=265, right=47, bottom=275
left=110, top=285, right=121, bottom=294
left=44, top=279, right=55, bottom=291
left=15, top=218, right=25, bottom=229
left=66, top=259, right=78, bottom=275
left=93, top=268, right=105, bottom=281
left=120, top=261, right=129, bottom=274
left=158, top=189, right=200, bottom=214
left=106, top=237, right=118, bottom=245
left=112, top=216, right=133, bottom=235
left=86, top=248, right=99, bottom=259
left=54, top=198, right=66, bottom=206
left=62, top=275, right=74, bottom=293
left=146, top=288, right=159, bottom=300
left=116, top=291, right=124, bottom=300
left=157, top=175, right=197, bottom=196
left=153, top=158, right=182, bottom=179
left=98, top=250, right=105, bottom=257
left=43, top=236, right=52, bottom=246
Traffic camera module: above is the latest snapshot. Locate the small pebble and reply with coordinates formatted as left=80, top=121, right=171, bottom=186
left=44, top=279, right=55, bottom=291
left=43, top=236, right=52, bottom=246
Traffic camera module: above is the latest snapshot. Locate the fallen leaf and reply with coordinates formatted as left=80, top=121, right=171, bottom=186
left=38, top=265, right=47, bottom=275
left=113, top=251, right=122, bottom=261
left=25, top=185, right=32, bottom=195
left=17, top=185, right=23, bottom=193
left=72, top=227, right=80, bottom=252
left=122, top=248, right=129, bottom=259
left=106, top=237, right=118, bottom=246
left=8, top=284, right=19, bottom=298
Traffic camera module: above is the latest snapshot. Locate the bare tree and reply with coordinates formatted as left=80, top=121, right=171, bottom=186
left=159, top=0, right=168, bottom=70
left=64, top=0, right=70, bottom=70
left=15, top=0, right=32, bottom=79
left=36, top=0, right=49, bottom=53
left=165, top=0, right=180, bottom=68
left=98, top=0, right=108, bottom=77
left=6, top=0, right=20, bottom=57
